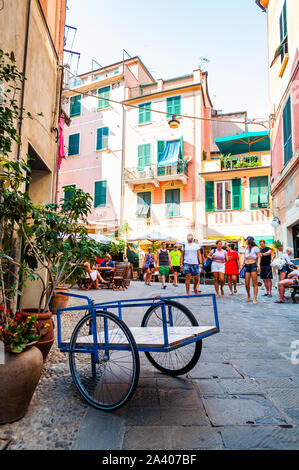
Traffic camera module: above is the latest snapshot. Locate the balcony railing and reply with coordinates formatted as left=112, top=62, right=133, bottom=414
left=124, top=162, right=188, bottom=184
left=220, top=155, right=261, bottom=170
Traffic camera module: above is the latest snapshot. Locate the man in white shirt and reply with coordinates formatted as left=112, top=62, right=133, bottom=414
left=180, top=233, right=203, bottom=295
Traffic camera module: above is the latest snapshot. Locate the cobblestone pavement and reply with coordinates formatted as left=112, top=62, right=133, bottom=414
left=1, top=281, right=298, bottom=450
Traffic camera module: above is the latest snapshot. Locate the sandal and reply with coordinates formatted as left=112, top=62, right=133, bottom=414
left=274, top=300, right=285, bottom=303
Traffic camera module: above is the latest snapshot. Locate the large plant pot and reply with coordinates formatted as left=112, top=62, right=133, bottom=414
left=0, top=346, right=43, bottom=424
left=49, top=286, right=69, bottom=314
left=20, top=309, right=54, bottom=361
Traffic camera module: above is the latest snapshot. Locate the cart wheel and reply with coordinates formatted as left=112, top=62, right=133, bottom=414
left=69, top=310, right=140, bottom=411
left=141, top=300, right=202, bottom=376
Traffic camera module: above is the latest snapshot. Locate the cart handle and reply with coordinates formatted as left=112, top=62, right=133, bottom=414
left=56, top=291, right=93, bottom=305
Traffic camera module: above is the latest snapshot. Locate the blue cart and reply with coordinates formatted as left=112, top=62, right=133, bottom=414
left=56, top=292, right=220, bottom=411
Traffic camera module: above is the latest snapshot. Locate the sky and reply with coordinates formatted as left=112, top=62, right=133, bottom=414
left=64, top=0, right=269, bottom=120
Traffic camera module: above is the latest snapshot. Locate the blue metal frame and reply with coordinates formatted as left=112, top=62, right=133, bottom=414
left=56, top=292, right=220, bottom=355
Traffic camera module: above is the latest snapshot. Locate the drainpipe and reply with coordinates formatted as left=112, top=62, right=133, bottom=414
left=120, top=101, right=127, bottom=255
left=16, top=0, right=31, bottom=161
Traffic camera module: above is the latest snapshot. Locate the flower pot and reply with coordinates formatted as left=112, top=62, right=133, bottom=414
left=20, top=309, right=55, bottom=361
left=49, top=286, right=69, bottom=314
left=0, top=346, right=43, bottom=424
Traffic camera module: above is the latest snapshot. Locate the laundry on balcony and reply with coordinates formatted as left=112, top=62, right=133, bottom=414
left=158, top=140, right=181, bottom=167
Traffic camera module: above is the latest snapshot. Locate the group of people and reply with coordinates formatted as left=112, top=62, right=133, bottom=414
left=142, top=234, right=299, bottom=303
left=84, top=253, right=116, bottom=289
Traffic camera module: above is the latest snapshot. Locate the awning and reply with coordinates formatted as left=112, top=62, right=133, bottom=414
left=158, top=140, right=181, bottom=166
left=215, top=131, right=270, bottom=155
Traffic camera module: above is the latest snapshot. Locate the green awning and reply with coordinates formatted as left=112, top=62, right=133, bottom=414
left=215, top=131, right=270, bottom=156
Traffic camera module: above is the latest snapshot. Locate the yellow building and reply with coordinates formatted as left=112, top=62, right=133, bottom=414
left=201, top=110, right=274, bottom=252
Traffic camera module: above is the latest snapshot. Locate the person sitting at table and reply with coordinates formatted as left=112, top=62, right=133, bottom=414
left=100, top=253, right=115, bottom=273
left=84, top=262, right=107, bottom=289
left=95, top=256, right=104, bottom=266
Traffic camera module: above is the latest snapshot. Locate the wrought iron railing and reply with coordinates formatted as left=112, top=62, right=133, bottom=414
left=124, top=162, right=188, bottom=182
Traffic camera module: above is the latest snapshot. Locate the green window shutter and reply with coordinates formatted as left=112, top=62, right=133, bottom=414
left=174, top=96, right=181, bottom=115
left=259, top=176, right=269, bottom=207
left=232, top=178, right=242, bottom=210
left=68, top=133, right=80, bottom=156
left=166, top=96, right=181, bottom=118
left=165, top=189, right=180, bottom=217
left=139, top=102, right=151, bottom=123
left=98, top=86, right=110, bottom=109
left=250, top=177, right=259, bottom=208
left=96, top=127, right=109, bottom=150
left=137, top=145, right=144, bottom=170
left=63, top=184, right=76, bottom=201
left=157, top=140, right=166, bottom=176
left=94, top=180, right=107, bottom=207
left=144, top=143, right=151, bottom=167
left=137, top=191, right=151, bottom=218
left=165, top=189, right=172, bottom=217
left=172, top=188, right=180, bottom=217
left=70, top=95, right=81, bottom=117
left=205, top=181, right=215, bottom=211
left=283, top=97, right=292, bottom=164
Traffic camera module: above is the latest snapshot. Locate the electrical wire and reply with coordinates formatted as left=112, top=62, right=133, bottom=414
left=65, top=86, right=269, bottom=128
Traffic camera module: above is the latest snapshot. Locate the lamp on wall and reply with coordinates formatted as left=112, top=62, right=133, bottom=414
left=271, top=216, right=281, bottom=229
left=168, top=115, right=180, bottom=129
left=295, top=198, right=299, bottom=208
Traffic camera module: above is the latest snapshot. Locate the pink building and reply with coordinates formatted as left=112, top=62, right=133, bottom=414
left=58, top=56, right=155, bottom=233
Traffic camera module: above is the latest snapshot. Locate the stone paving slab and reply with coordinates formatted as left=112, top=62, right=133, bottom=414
left=0, top=438, right=10, bottom=450
left=220, top=426, right=299, bottom=450
left=187, top=362, right=243, bottom=379
left=3, top=282, right=299, bottom=450
left=169, top=426, right=224, bottom=450
left=202, top=395, right=288, bottom=426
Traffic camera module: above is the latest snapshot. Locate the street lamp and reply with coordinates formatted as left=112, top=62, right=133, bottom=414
left=168, top=115, right=180, bottom=129
left=271, top=216, right=280, bottom=229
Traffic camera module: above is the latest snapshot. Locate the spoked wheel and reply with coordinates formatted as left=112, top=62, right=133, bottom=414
left=141, top=300, right=202, bottom=376
left=69, top=310, right=140, bottom=411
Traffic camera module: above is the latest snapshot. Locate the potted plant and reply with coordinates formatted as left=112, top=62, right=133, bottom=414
left=0, top=50, right=44, bottom=423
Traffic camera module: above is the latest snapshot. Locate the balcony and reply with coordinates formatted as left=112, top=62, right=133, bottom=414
left=202, top=153, right=270, bottom=174
left=124, top=162, right=188, bottom=188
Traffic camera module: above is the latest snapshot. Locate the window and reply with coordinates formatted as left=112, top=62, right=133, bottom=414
left=215, top=181, right=232, bottom=211
left=279, top=0, right=288, bottom=62
left=69, top=95, right=81, bottom=117
left=283, top=96, right=292, bottom=164
left=98, top=86, right=110, bottom=110
left=63, top=184, right=76, bottom=202
left=137, top=144, right=151, bottom=170
left=165, top=189, right=180, bottom=217
left=205, top=179, right=242, bottom=211
left=166, top=96, right=181, bottom=118
left=94, top=180, right=107, bottom=207
left=250, top=176, right=269, bottom=209
left=136, top=192, right=151, bottom=219
left=68, top=133, right=80, bottom=156
left=96, top=127, right=109, bottom=150
left=138, top=102, right=151, bottom=124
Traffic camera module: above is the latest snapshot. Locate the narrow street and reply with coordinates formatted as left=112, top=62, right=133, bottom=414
left=2, top=282, right=298, bottom=450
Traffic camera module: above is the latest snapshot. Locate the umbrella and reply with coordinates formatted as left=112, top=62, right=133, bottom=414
left=87, top=233, right=119, bottom=245
left=127, top=230, right=182, bottom=243
left=215, top=131, right=270, bottom=156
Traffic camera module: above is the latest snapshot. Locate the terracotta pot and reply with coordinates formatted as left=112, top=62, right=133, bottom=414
left=0, top=346, right=43, bottom=424
left=49, top=286, right=69, bottom=314
left=20, top=309, right=54, bottom=361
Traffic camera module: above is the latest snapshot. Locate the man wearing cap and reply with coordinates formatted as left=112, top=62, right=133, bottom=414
left=170, top=245, right=181, bottom=287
